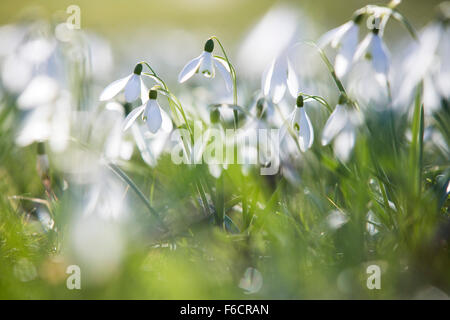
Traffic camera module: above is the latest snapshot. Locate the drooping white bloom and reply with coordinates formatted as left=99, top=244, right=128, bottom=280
left=318, top=16, right=361, bottom=78
left=123, top=89, right=170, bottom=134
left=395, top=14, right=450, bottom=114
left=321, top=96, right=359, bottom=162
left=353, top=29, right=390, bottom=86
left=178, top=39, right=232, bottom=92
left=289, top=95, right=314, bottom=152
left=261, top=53, right=299, bottom=104
left=100, top=63, right=144, bottom=103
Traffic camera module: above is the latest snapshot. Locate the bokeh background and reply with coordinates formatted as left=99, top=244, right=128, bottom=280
left=0, top=0, right=448, bottom=300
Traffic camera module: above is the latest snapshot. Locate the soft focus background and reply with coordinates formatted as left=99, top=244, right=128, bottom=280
left=0, top=0, right=449, bottom=299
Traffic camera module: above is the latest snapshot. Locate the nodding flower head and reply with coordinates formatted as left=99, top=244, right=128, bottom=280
left=290, top=96, right=314, bottom=152
left=318, top=16, right=361, bottom=78
left=204, top=38, right=214, bottom=53
left=178, top=38, right=232, bottom=92
left=100, top=63, right=145, bottom=103
left=296, top=95, right=304, bottom=108
left=122, top=88, right=163, bottom=134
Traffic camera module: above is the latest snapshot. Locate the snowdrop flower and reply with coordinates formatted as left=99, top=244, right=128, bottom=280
left=178, top=39, right=232, bottom=92
left=100, top=63, right=144, bottom=103
left=122, top=89, right=165, bottom=134
left=353, top=28, right=390, bottom=86
left=395, top=7, right=450, bottom=113
left=321, top=94, right=358, bottom=162
left=261, top=53, right=299, bottom=104
left=289, top=95, right=314, bottom=152
left=318, top=14, right=363, bottom=78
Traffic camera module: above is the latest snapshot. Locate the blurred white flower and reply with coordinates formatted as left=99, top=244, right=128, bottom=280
left=261, top=52, right=298, bottom=104
left=17, top=75, right=59, bottom=110
left=178, top=39, right=232, bottom=91
left=237, top=5, right=302, bottom=76
left=100, top=63, right=144, bottom=102
left=239, top=267, right=263, bottom=294
left=318, top=16, right=361, bottom=78
left=395, top=16, right=449, bottom=113
left=321, top=96, right=359, bottom=162
left=287, top=95, right=314, bottom=152
left=353, top=29, right=390, bottom=86
left=16, top=90, right=72, bottom=152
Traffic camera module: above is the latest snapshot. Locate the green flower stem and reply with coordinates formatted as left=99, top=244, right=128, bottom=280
left=300, top=93, right=332, bottom=113
left=210, top=36, right=238, bottom=129
left=141, top=62, right=214, bottom=219
left=305, top=41, right=359, bottom=111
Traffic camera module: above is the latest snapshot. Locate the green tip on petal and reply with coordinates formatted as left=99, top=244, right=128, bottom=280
left=149, top=89, right=158, bottom=100
left=134, top=63, right=143, bottom=75
left=296, top=95, right=304, bottom=107
left=37, top=141, right=45, bottom=155
left=372, top=27, right=380, bottom=35
left=338, top=93, right=347, bottom=105
left=204, top=39, right=214, bottom=53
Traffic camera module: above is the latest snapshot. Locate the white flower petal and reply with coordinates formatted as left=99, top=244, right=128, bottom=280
left=270, top=58, right=287, bottom=103
left=262, top=58, right=276, bottom=96
left=140, top=79, right=149, bottom=103
left=124, top=74, right=141, bottom=102
left=286, top=58, right=299, bottom=98
left=321, top=104, right=348, bottom=146
left=333, top=124, right=355, bottom=162
left=371, top=34, right=390, bottom=80
left=122, top=105, right=145, bottom=132
left=178, top=54, right=203, bottom=83
left=160, top=107, right=173, bottom=133
left=298, top=108, right=314, bottom=152
left=17, top=76, right=59, bottom=109
left=199, top=51, right=215, bottom=78
left=334, top=24, right=358, bottom=78
left=353, top=33, right=373, bottom=63
left=100, top=74, right=132, bottom=101
left=213, top=57, right=232, bottom=92
left=144, top=100, right=162, bottom=133
left=318, top=26, right=342, bottom=48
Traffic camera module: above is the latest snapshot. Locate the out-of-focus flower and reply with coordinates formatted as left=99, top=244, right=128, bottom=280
left=261, top=52, right=298, bottom=104
left=178, top=39, right=232, bottom=91
left=353, top=29, right=390, bottom=86
left=289, top=95, right=314, bottom=152
left=237, top=5, right=303, bottom=76
left=100, top=63, right=144, bottom=102
left=395, top=5, right=449, bottom=113
left=321, top=95, right=359, bottom=162
left=16, top=89, right=72, bottom=152
left=318, top=14, right=362, bottom=78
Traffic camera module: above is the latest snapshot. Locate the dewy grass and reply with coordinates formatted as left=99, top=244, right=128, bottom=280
left=0, top=0, right=449, bottom=299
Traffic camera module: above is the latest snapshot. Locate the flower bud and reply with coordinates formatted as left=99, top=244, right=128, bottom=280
left=149, top=89, right=157, bottom=100
left=296, top=95, right=304, bottom=108
left=134, top=63, right=143, bottom=75
left=204, top=39, right=214, bottom=53
left=210, top=108, right=220, bottom=124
